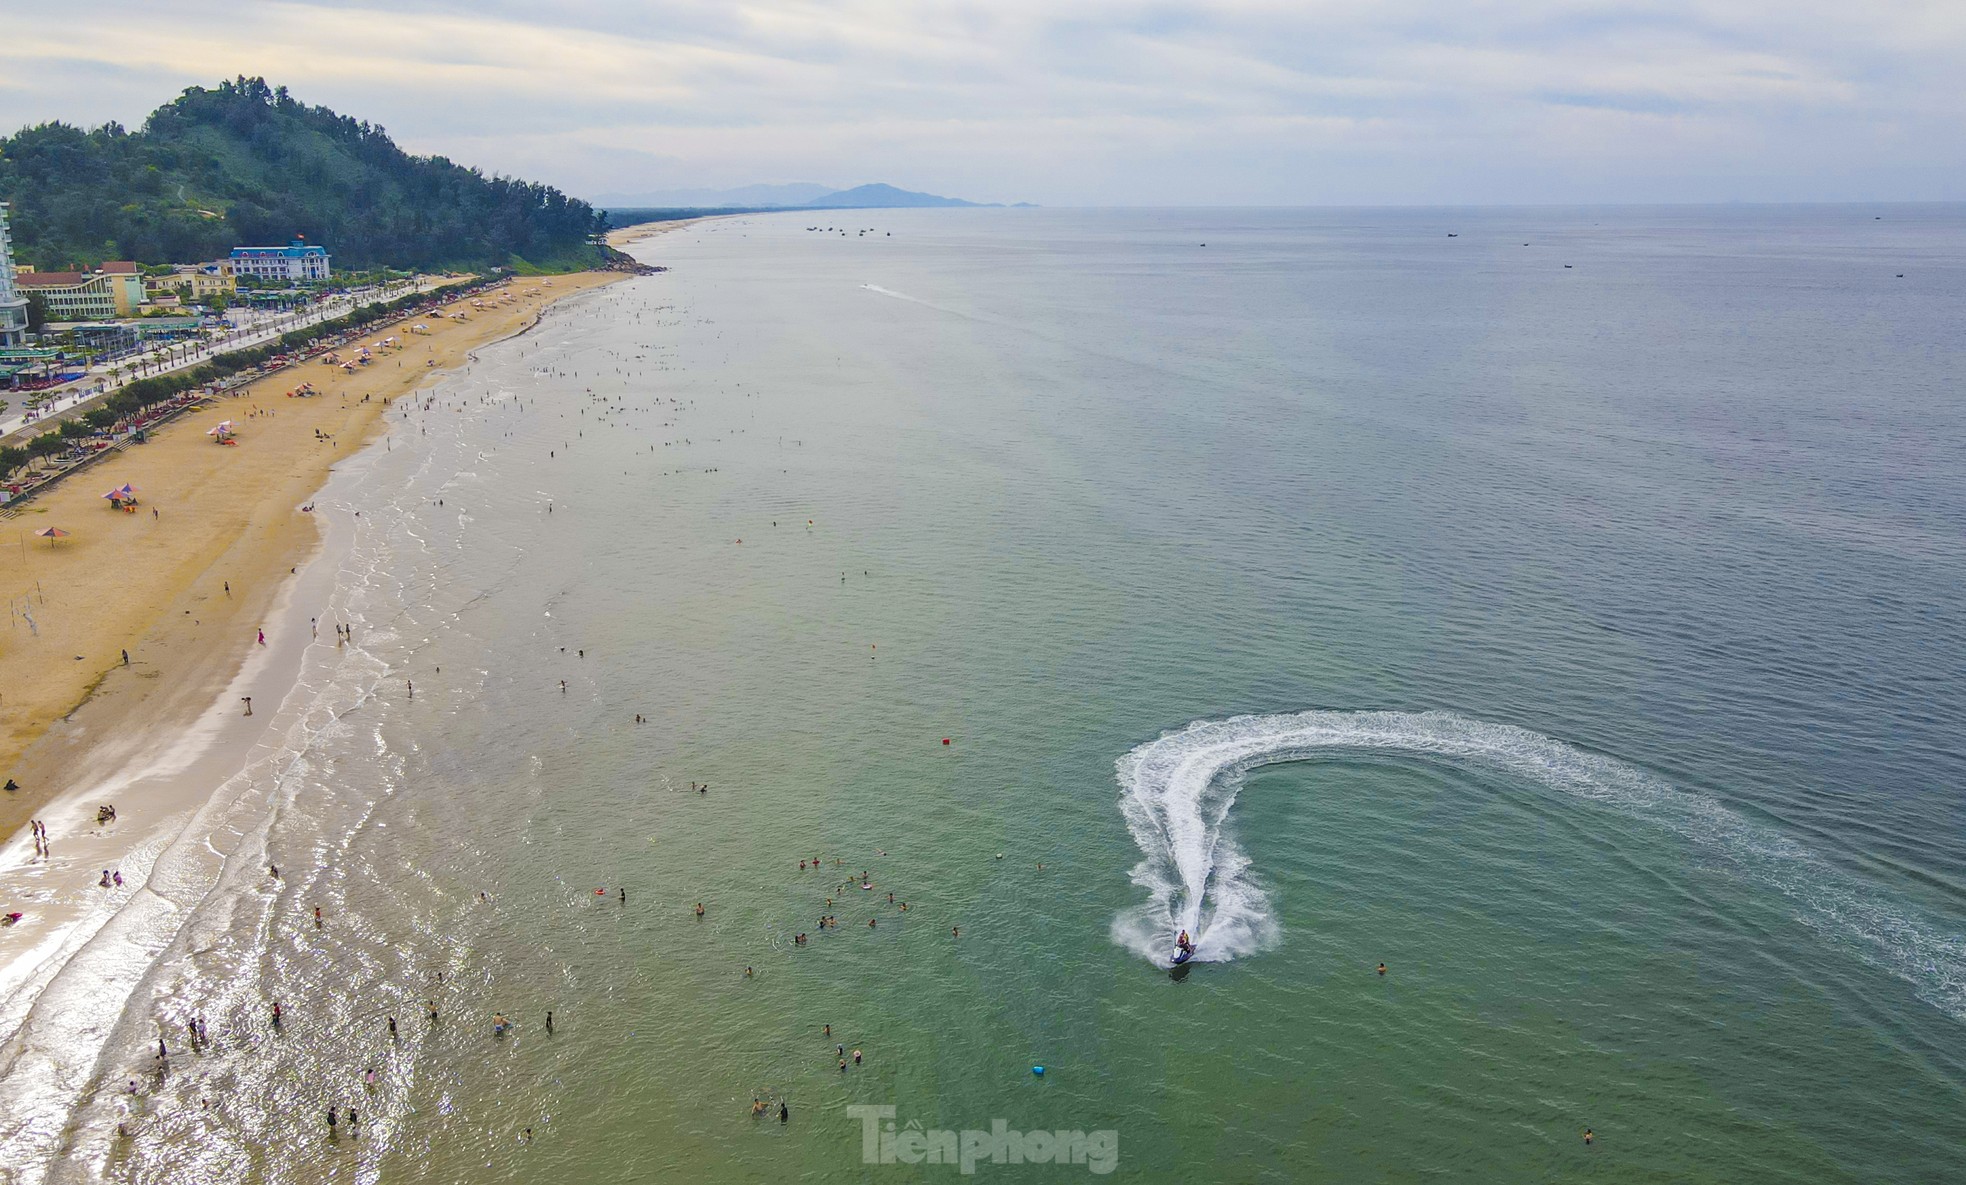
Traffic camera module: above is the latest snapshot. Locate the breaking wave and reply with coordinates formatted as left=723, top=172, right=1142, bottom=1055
left=1111, top=710, right=1966, bottom=1021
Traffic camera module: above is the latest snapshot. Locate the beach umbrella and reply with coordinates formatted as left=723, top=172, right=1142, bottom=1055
left=34, top=527, right=69, bottom=545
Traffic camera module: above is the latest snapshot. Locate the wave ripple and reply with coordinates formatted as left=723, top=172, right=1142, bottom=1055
left=1111, top=710, right=1965, bottom=1023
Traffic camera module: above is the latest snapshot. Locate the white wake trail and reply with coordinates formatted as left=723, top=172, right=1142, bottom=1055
left=1110, top=711, right=1966, bottom=1023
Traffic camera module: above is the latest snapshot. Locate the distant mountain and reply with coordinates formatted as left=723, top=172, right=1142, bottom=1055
left=803, top=183, right=982, bottom=209
left=0, top=77, right=605, bottom=272
left=591, top=182, right=837, bottom=208
left=596, top=182, right=1004, bottom=214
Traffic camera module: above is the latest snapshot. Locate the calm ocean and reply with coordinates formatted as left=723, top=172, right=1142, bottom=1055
left=20, top=205, right=1966, bottom=1183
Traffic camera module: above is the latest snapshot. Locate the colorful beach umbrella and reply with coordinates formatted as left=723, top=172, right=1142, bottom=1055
left=34, top=527, right=69, bottom=544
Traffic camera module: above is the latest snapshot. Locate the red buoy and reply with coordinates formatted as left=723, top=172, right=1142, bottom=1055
left=942, top=738, right=951, bottom=745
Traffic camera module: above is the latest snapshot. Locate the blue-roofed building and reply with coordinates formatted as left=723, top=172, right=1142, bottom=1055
left=229, top=238, right=332, bottom=282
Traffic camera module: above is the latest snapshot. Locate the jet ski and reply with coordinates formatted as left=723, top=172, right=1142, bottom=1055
left=1172, top=930, right=1197, bottom=965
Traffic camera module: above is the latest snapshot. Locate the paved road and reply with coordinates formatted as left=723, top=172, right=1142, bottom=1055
left=0, top=280, right=434, bottom=441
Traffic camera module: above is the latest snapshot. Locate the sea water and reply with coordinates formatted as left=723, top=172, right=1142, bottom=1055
left=7, top=205, right=1965, bottom=1182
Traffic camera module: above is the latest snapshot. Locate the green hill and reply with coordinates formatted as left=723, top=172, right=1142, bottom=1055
left=0, top=77, right=605, bottom=273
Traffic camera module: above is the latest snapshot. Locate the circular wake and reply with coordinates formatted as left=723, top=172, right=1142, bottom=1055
left=1111, top=710, right=1965, bottom=1022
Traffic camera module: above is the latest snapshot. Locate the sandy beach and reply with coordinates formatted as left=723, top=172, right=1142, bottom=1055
left=606, top=218, right=713, bottom=250
left=0, top=261, right=660, bottom=1174
left=0, top=272, right=620, bottom=842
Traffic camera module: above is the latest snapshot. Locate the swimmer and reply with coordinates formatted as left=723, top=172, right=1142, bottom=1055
left=694, top=902, right=705, bottom=916
left=1377, top=963, right=1387, bottom=976
left=1583, top=1129, right=1594, bottom=1146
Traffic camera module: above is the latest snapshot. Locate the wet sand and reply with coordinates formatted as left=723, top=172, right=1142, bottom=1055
left=0, top=272, right=622, bottom=844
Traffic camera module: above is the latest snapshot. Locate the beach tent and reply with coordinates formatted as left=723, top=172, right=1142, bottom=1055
left=34, top=527, right=70, bottom=545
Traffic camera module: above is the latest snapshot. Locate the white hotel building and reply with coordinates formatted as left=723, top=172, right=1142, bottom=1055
left=229, top=239, right=333, bottom=282
left=0, top=203, right=28, bottom=348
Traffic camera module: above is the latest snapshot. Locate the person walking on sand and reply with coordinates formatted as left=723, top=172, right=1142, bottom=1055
left=242, top=697, right=252, bottom=716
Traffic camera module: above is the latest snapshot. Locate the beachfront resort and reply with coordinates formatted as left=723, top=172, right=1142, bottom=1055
left=2, top=206, right=345, bottom=400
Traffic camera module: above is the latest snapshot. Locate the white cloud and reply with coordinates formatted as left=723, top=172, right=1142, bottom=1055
left=2, top=0, right=1962, bottom=203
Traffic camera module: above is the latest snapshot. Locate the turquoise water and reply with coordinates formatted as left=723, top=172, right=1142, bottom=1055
left=29, top=206, right=1966, bottom=1182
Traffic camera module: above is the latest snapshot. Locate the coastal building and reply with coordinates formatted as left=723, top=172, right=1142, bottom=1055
left=150, top=263, right=236, bottom=303
left=16, top=269, right=121, bottom=322
left=99, top=263, right=148, bottom=316
left=229, top=239, right=332, bottom=282
left=0, top=203, right=27, bottom=349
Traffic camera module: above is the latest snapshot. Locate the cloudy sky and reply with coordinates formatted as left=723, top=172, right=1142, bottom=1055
left=3, top=1, right=1961, bottom=205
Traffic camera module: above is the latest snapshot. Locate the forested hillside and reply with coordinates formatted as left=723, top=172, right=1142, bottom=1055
left=0, top=77, right=604, bottom=272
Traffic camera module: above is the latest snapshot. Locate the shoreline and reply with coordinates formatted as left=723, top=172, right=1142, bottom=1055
left=0, top=272, right=621, bottom=841
left=0, top=269, right=624, bottom=989
left=0, top=264, right=639, bottom=1173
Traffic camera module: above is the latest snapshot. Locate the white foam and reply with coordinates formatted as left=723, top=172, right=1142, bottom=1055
left=1111, top=710, right=1966, bottom=1022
